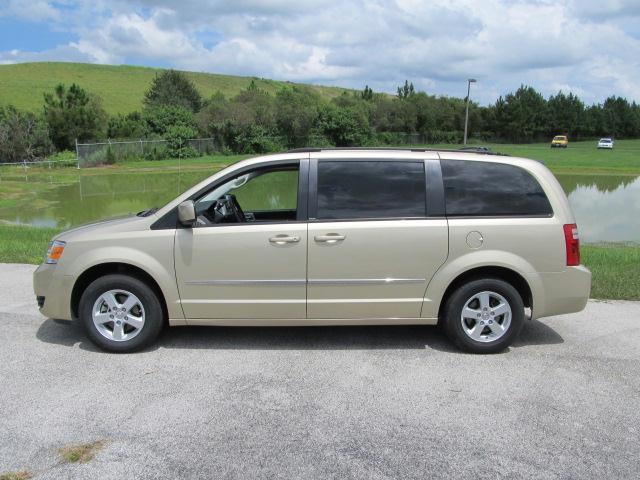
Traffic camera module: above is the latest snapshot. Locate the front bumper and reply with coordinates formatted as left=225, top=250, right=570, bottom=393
left=534, top=265, right=591, bottom=319
left=33, top=263, right=74, bottom=320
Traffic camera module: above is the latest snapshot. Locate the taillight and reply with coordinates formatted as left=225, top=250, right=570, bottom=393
left=563, top=224, right=580, bottom=266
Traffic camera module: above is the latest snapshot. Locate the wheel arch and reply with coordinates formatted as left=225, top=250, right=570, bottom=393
left=437, top=266, right=533, bottom=322
left=71, top=262, right=168, bottom=324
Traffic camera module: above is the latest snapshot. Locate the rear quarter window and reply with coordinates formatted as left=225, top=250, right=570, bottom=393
left=441, top=160, right=553, bottom=217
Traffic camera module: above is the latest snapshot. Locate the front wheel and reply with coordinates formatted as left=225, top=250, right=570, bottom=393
left=79, top=274, right=164, bottom=353
left=442, top=278, right=525, bottom=354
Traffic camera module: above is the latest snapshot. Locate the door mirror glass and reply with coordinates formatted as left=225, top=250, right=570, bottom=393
left=178, top=200, right=196, bottom=226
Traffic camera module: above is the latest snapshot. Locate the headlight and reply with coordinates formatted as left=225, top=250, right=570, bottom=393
left=45, top=240, right=66, bottom=264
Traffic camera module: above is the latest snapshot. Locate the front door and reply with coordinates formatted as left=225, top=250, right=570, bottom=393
left=174, top=160, right=308, bottom=320
left=306, top=157, right=448, bottom=319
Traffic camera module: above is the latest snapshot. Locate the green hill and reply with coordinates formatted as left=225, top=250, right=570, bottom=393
left=0, top=62, right=354, bottom=115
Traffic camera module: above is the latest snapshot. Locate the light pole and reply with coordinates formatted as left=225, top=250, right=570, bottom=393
left=463, top=78, right=476, bottom=145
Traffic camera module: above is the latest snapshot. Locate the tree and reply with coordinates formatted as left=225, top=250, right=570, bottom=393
left=43, top=83, right=108, bottom=150
left=317, top=103, right=371, bottom=146
left=601, top=96, right=639, bottom=138
left=0, top=106, right=53, bottom=163
left=144, top=70, right=202, bottom=112
left=397, top=80, right=415, bottom=99
left=361, top=85, right=374, bottom=101
left=197, top=86, right=279, bottom=153
left=275, top=87, right=322, bottom=148
left=489, top=85, right=547, bottom=142
left=547, top=92, right=585, bottom=138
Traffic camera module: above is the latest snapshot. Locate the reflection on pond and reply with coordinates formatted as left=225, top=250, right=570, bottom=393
left=1, top=170, right=638, bottom=244
left=3, top=171, right=211, bottom=229
left=555, top=174, right=640, bottom=243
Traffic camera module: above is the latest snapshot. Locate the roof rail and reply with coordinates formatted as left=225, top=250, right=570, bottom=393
left=286, top=146, right=508, bottom=156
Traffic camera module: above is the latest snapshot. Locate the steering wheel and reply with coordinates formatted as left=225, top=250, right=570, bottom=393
left=211, top=194, right=246, bottom=223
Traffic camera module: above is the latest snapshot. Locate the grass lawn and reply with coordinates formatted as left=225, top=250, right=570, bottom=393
left=434, top=138, right=640, bottom=175
left=0, top=139, right=637, bottom=184
left=0, top=62, right=352, bottom=115
left=581, top=244, right=640, bottom=300
left=1, top=224, right=637, bottom=300
left=0, top=225, right=59, bottom=265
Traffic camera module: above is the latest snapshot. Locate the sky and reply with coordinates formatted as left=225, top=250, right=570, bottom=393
left=1, top=0, right=639, bottom=105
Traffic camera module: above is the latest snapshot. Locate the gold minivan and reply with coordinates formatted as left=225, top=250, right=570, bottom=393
left=34, top=148, right=591, bottom=353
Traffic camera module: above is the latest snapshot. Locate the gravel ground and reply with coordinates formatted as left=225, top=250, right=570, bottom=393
left=0, top=263, right=639, bottom=479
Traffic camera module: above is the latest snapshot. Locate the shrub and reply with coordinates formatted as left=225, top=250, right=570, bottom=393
left=233, top=125, right=283, bottom=154
left=143, top=145, right=170, bottom=161
left=144, top=105, right=197, bottom=137
left=0, top=106, right=53, bottom=163
left=165, top=125, right=198, bottom=158
left=107, top=111, right=147, bottom=139
left=83, top=148, right=108, bottom=167
left=47, top=150, right=76, bottom=162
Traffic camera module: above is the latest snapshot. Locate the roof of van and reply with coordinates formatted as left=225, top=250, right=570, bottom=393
left=287, top=147, right=509, bottom=156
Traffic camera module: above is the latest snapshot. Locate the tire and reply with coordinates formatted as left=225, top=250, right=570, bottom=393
left=78, top=274, right=164, bottom=353
left=442, top=278, right=525, bottom=354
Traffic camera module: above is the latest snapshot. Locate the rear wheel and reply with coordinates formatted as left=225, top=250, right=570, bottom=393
left=443, top=278, right=525, bottom=354
left=79, top=274, right=164, bottom=353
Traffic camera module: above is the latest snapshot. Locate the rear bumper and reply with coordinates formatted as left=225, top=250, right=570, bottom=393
left=534, top=265, right=591, bottom=319
left=33, top=263, right=74, bottom=320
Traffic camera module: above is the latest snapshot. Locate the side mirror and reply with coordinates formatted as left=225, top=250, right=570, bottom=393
left=178, top=200, right=196, bottom=227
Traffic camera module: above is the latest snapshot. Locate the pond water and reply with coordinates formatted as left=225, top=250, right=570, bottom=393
left=1, top=170, right=638, bottom=244
left=555, top=174, right=640, bottom=243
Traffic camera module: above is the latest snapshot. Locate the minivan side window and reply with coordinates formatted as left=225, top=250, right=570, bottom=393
left=316, top=160, right=426, bottom=220
left=441, top=160, right=553, bottom=217
left=194, top=166, right=299, bottom=225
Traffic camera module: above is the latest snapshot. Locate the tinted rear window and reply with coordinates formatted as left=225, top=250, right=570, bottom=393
left=441, top=160, right=553, bottom=217
left=316, top=161, right=426, bottom=219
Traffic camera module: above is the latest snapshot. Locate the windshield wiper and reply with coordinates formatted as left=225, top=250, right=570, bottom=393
left=137, top=207, right=159, bottom=217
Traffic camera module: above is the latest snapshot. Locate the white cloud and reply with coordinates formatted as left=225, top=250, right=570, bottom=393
left=0, top=0, right=61, bottom=22
left=70, top=12, right=200, bottom=64
left=1, top=0, right=640, bottom=104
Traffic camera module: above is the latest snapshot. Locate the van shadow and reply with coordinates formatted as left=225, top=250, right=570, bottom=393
left=36, top=317, right=563, bottom=354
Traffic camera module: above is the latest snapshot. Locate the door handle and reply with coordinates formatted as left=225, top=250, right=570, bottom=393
left=314, top=233, right=346, bottom=243
left=269, top=234, right=300, bottom=245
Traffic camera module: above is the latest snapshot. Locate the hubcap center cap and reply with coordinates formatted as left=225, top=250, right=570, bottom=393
left=482, top=311, right=491, bottom=320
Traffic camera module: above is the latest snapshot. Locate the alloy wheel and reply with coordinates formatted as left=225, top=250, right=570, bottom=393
left=92, top=289, right=146, bottom=342
left=460, top=290, right=512, bottom=343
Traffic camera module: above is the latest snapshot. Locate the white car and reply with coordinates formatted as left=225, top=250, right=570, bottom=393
left=597, top=138, right=614, bottom=149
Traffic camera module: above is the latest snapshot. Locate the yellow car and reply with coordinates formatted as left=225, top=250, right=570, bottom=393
left=551, top=135, right=568, bottom=148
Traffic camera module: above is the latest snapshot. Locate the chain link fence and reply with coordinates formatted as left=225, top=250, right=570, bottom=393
left=75, top=138, right=219, bottom=168
left=73, top=132, right=463, bottom=168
